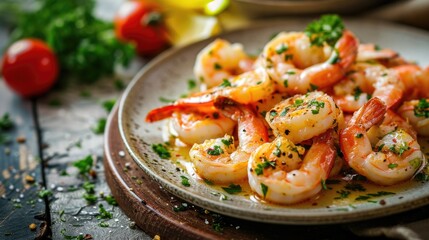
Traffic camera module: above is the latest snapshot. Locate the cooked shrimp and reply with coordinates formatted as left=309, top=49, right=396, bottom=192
left=194, top=39, right=253, bottom=89
left=248, top=130, right=336, bottom=204
left=398, top=99, right=429, bottom=136
left=333, top=63, right=404, bottom=112
left=189, top=97, right=268, bottom=183
left=357, top=43, right=398, bottom=62
left=146, top=67, right=274, bottom=122
left=168, top=111, right=235, bottom=145
left=340, top=98, right=425, bottom=185
left=258, top=30, right=358, bottom=94
left=266, top=91, right=344, bottom=144
left=394, top=64, right=429, bottom=99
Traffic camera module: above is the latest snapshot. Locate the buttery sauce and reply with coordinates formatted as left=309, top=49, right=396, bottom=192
left=165, top=122, right=429, bottom=208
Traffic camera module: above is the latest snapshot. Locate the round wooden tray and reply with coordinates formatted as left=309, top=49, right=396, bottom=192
left=104, top=107, right=360, bottom=239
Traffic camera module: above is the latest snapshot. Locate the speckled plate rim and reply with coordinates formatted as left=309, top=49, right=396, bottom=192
left=118, top=19, right=429, bottom=225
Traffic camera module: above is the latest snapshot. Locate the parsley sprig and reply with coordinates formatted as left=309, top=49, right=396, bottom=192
left=305, top=14, right=345, bottom=47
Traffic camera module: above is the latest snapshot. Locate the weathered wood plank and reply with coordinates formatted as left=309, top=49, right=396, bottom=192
left=38, top=78, right=150, bottom=239
left=0, top=81, right=47, bottom=239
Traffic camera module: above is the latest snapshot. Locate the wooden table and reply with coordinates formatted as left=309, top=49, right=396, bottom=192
left=2, top=1, right=429, bottom=239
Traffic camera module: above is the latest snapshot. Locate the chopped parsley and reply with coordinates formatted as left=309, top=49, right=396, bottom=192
left=355, top=133, right=363, bottom=138
left=220, top=79, right=232, bottom=87
left=261, top=183, right=268, bottom=198
left=38, top=189, right=53, bottom=198
left=275, top=43, right=288, bottom=54
left=83, top=193, right=98, bottom=204
left=73, top=155, right=93, bottom=175
left=388, top=163, right=398, bottom=169
left=99, top=222, right=109, bottom=228
left=283, top=79, right=289, bottom=88
left=0, top=113, right=14, bottom=130
left=151, top=143, right=171, bottom=159
left=309, top=83, right=318, bottom=91
left=221, top=137, right=233, bottom=147
left=214, top=63, right=222, bottom=70
left=409, top=158, right=422, bottom=169
left=414, top=98, right=429, bottom=118
left=309, top=99, right=325, bottom=114
left=222, top=184, right=242, bottom=194
left=294, top=99, right=304, bottom=107
left=284, top=54, right=293, bottom=61
left=355, top=191, right=395, bottom=201
left=92, top=118, right=106, bottom=134
left=305, top=14, right=345, bottom=47
left=97, top=204, right=113, bottom=219
left=280, top=108, right=289, bottom=116
left=83, top=181, right=95, bottom=194
left=353, top=87, right=363, bottom=101
left=345, top=182, right=366, bottom=192
left=180, top=176, right=191, bottom=187
left=255, top=159, right=276, bottom=176
left=328, top=49, right=340, bottom=64
left=207, top=145, right=224, bottom=155
left=107, top=195, right=120, bottom=206
left=334, top=190, right=351, bottom=199
left=102, top=99, right=116, bottom=113
left=389, top=142, right=410, bottom=156
left=273, top=142, right=282, bottom=157
left=188, top=79, right=197, bottom=90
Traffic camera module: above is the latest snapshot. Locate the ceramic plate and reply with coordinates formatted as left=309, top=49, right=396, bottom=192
left=118, top=19, right=429, bottom=224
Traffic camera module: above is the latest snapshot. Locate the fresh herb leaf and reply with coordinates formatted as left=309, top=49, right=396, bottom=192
left=345, top=182, right=366, bottom=192
left=11, top=0, right=135, bottom=83
left=388, top=163, right=398, bottom=169
left=255, top=159, right=276, bottom=176
left=353, top=87, right=363, bottom=101
left=305, top=14, right=345, bottom=47
left=214, top=63, right=222, bottom=70
left=83, top=193, right=98, bottom=204
left=180, top=176, right=190, bottom=187
left=151, top=143, right=171, bottom=159
left=38, top=189, right=53, bottom=198
left=102, top=99, right=116, bottom=113
left=261, top=183, right=268, bottom=198
left=414, top=98, right=429, bottom=118
left=220, top=79, right=232, bottom=87
left=222, top=184, right=242, bottom=194
left=207, top=145, right=224, bottom=156
left=92, top=118, right=106, bottom=134
left=83, top=181, right=95, bottom=194
left=334, top=190, right=351, bottom=199
left=355, top=191, right=395, bottom=201
left=188, top=79, right=197, bottom=90
left=355, top=133, right=363, bottom=138
left=159, top=97, right=176, bottom=103
left=0, top=113, right=13, bottom=130
left=73, top=155, right=93, bottom=175
left=105, top=195, right=118, bottom=206
left=99, top=222, right=109, bottom=227
left=321, top=179, right=328, bottom=190
left=114, top=79, right=125, bottom=90
left=275, top=43, right=288, bottom=54
left=221, top=137, right=233, bottom=147
left=97, top=204, right=112, bottom=219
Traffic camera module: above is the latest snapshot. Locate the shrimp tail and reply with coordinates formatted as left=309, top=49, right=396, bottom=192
left=145, top=100, right=216, bottom=122
left=214, top=96, right=269, bottom=143
left=309, top=130, right=336, bottom=179
left=349, top=97, right=387, bottom=129
left=337, top=30, right=359, bottom=71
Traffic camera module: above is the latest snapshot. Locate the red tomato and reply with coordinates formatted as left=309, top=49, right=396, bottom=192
left=115, top=0, right=169, bottom=56
left=1, top=39, right=59, bottom=97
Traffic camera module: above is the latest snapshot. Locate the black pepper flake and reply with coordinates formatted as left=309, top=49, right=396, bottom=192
left=379, top=199, right=386, bottom=205
left=285, top=129, right=290, bottom=135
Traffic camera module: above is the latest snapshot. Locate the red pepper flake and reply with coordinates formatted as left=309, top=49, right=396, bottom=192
left=379, top=199, right=386, bottom=205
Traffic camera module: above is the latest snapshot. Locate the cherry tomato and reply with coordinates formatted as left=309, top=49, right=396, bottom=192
left=115, top=0, right=169, bottom=56
left=1, top=39, right=59, bottom=97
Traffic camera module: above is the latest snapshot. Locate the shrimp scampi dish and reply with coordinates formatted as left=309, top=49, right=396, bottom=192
left=145, top=15, right=429, bottom=206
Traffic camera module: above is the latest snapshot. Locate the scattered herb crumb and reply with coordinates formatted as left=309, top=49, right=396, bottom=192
left=180, top=176, right=190, bottom=187
left=222, top=184, right=242, bottom=194
left=151, top=143, right=171, bottom=159
left=92, top=118, right=106, bottom=134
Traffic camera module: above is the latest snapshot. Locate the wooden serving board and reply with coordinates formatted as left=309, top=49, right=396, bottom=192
left=104, top=107, right=364, bottom=239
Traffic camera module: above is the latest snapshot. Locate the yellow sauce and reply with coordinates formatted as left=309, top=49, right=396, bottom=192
left=165, top=122, right=429, bottom=207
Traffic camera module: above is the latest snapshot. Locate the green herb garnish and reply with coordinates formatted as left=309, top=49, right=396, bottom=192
left=180, top=176, right=191, bottom=187
left=355, top=191, right=395, bottom=201
left=222, top=184, right=242, bottom=194
left=102, top=99, right=116, bottom=113
left=97, top=204, right=113, bottom=219
left=0, top=113, right=13, bottom=130
left=207, top=145, right=224, bottom=156
left=10, top=0, right=135, bottom=83
left=220, top=79, right=232, bottom=87
left=151, top=143, right=171, bottom=159
left=92, top=118, right=106, bottom=134
left=414, top=98, right=429, bottom=118
left=188, top=79, right=197, bottom=90
left=305, top=14, right=345, bottom=47
left=105, top=195, right=118, bottom=206
left=73, top=155, right=93, bottom=175
left=261, top=183, right=268, bottom=198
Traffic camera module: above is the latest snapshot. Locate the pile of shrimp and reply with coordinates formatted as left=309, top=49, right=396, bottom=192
left=146, top=22, right=429, bottom=205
